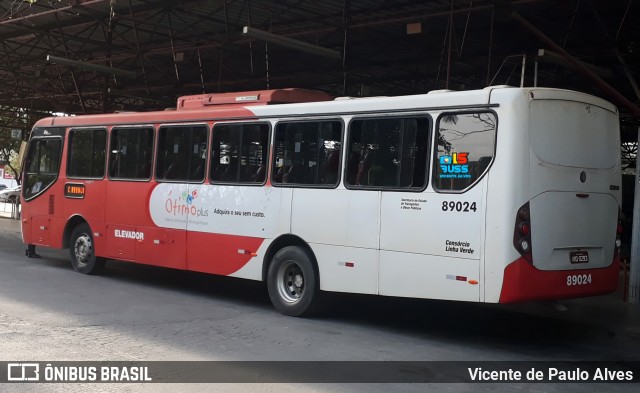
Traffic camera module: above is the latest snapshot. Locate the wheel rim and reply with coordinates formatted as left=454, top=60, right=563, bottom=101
left=276, top=259, right=304, bottom=304
left=73, top=233, right=93, bottom=266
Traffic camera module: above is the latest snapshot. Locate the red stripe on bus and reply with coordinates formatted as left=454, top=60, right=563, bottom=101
left=499, top=256, right=619, bottom=303
left=186, top=232, right=265, bottom=276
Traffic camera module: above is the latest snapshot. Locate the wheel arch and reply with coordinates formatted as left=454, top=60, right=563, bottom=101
left=262, top=234, right=319, bottom=284
left=62, top=214, right=89, bottom=249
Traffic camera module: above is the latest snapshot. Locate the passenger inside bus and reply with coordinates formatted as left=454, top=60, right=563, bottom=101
left=251, top=165, right=266, bottom=182
left=356, top=149, right=376, bottom=186
left=318, top=150, right=339, bottom=184
left=137, top=152, right=151, bottom=178
left=222, top=160, right=238, bottom=182
left=283, top=162, right=306, bottom=183
left=162, top=162, right=176, bottom=179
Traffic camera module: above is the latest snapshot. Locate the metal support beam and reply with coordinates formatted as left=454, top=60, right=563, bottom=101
left=342, top=0, right=350, bottom=95
left=129, top=0, right=150, bottom=96
left=486, top=6, right=494, bottom=86
left=537, top=49, right=613, bottom=79
left=167, top=10, right=180, bottom=83
left=46, top=55, right=138, bottom=79
left=446, top=0, right=453, bottom=89
left=242, top=26, right=342, bottom=60
left=520, top=54, right=526, bottom=87
left=0, top=0, right=110, bottom=26
left=54, top=13, right=86, bottom=114
left=107, top=88, right=172, bottom=105
left=197, top=49, right=205, bottom=94
left=511, top=12, right=640, bottom=118
left=615, top=49, right=640, bottom=102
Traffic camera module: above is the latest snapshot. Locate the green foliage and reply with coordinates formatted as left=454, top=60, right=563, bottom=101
left=0, top=130, right=24, bottom=185
left=0, top=138, right=22, bottom=184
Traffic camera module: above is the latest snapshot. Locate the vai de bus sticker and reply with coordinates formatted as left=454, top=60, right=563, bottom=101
left=439, top=152, right=471, bottom=179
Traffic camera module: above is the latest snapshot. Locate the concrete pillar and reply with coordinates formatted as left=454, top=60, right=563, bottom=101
left=629, top=127, right=640, bottom=303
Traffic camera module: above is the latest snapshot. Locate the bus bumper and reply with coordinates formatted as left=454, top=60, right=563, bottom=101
left=498, top=255, right=620, bottom=303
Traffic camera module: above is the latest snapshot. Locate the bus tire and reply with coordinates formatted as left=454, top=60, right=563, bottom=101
left=267, top=246, right=320, bottom=317
left=69, top=223, right=105, bottom=275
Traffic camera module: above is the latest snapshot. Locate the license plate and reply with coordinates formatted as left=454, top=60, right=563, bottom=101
left=570, top=251, right=589, bottom=264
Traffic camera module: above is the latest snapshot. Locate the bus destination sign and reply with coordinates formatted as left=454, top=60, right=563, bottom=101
left=65, top=183, right=86, bottom=199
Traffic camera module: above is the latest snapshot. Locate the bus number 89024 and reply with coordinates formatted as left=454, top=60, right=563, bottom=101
left=442, top=201, right=477, bottom=212
left=566, top=274, right=592, bottom=286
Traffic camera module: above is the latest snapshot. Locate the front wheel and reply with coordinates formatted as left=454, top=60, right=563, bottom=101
left=267, top=246, right=320, bottom=317
left=69, top=223, right=105, bottom=275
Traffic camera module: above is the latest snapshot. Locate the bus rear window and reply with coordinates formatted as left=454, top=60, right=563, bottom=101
left=434, top=112, right=497, bottom=192
left=530, top=100, right=618, bottom=169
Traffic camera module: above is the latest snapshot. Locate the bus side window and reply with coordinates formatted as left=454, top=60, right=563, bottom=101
left=272, top=120, right=342, bottom=187
left=156, top=125, right=208, bottom=182
left=108, top=127, right=154, bottom=181
left=210, top=122, right=270, bottom=184
left=434, top=112, right=497, bottom=192
left=345, top=116, right=430, bottom=190
left=67, top=128, right=107, bottom=179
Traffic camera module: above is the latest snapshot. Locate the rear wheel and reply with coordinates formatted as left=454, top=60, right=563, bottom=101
left=267, top=246, right=320, bottom=317
left=69, top=223, right=105, bottom=275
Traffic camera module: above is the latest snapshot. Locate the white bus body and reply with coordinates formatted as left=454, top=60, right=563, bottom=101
left=24, top=85, right=621, bottom=316
left=224, top=86, right=621, bottom=305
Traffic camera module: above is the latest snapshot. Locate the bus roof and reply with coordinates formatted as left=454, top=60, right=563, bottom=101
left=31, top=86, right=616, bottom=129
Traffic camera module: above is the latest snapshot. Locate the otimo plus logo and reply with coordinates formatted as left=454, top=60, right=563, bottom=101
left=439, top=152, right=471, bottom=179
left=165, top=189, right=209, bottom=217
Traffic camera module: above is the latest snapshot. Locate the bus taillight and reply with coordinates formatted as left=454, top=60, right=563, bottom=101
left=615, top=209, right=623, bottom=251
left=514, top=203, right=532, bottom=263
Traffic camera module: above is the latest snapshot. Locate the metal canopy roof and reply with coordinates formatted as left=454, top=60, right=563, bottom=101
left=0, top=0, right=638, bottom=138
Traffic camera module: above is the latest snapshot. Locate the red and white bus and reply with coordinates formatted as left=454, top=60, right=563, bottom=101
left=21, top=86, right=621, bottom=316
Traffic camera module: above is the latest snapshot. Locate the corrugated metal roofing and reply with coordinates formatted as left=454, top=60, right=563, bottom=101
left=0, top=0, right=637, bottom=136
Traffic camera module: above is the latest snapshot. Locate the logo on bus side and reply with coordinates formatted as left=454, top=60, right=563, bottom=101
left=165, top=189, right=209, bottom=218
left=439, top=152, right=471, bottom=179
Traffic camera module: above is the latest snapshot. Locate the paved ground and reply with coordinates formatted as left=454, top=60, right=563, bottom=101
left=0, top=213, right=639, bottom=392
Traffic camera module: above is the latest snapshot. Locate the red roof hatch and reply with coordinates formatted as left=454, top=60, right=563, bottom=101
left=177, top=88, right=333, bottom=110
